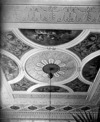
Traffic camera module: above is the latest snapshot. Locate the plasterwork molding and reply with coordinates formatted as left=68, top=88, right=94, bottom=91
left=2, top=0, right=100, bottom=5
left=1, top=110, right=98, bottom=120
left=12, top=94, right=87, bottom=106
left=0, top=111, right=75, bottom=120
left=2, top=5, right=100, bottom=24
left=13, top=93, right=87, bottom=99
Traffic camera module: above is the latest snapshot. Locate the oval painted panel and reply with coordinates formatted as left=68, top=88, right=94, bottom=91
left=0, top=54, right=19, bottom=81
left=82, top=56, right=100, bottom=82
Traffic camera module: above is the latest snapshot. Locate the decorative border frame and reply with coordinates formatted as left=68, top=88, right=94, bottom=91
left=13, top=29, right=90, bottom=49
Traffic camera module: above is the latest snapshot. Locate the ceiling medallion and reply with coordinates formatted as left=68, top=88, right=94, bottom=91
left=43, top=63, right=60, bottom=74
left=36, top=59, right=65, bottom=78
left=25, top=50, right=78, bottom=83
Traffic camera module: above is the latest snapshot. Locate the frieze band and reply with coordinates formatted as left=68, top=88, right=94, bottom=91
left=2, top=5, right=100, bottom=24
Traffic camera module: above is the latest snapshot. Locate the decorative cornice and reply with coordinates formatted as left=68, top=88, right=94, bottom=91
left=2, top=5, right=100, bottom=24
left=1, top=0, right=100, bottom=5
left=12, top=94, right=88, bottom=106
left=1, top=110, right=98, bottom=120
left=13, top=94, right=87, bottom=99
left=0, top=111, right=75, bottom=120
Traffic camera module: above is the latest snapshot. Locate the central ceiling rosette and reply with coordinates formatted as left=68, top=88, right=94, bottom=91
left=25, top=50, right=79, bottom=83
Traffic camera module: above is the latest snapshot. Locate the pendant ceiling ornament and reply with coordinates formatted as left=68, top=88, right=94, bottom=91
left=25, top=50, right=80, bottom=83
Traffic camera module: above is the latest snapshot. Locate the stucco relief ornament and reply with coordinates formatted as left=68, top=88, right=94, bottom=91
left=35, top=59, right=65, bottom=78
left=25, top=51, right=77, bottom=83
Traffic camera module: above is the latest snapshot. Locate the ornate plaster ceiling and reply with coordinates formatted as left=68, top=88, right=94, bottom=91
left=1, top=0, right=100, bottom=121
left=1, top=29, right=100, bottom=118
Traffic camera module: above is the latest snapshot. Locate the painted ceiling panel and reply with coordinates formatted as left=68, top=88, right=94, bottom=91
left=69, top=32, right=100, bottom=60
left=32, top=86, right=69, bottom=92
left=81, top=106, right=90, bottom=111
left=10, top=106, right=20, bottom=110
left=82, top=56, right=100, bottom=82
left=28, top=106, right=37, bottom=110
left=64, top=78, right=90, bottom=92
left=63, top=106, right=73, bottom=111
left=1, top=54, right=19, bottom=81
left=11, top=77, right=36, bottom=91
left=20, top=29, right=82, bottom=46
left=46, top=106, right=55, bottom=111
left=1, top=31, right=33, bottom=59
